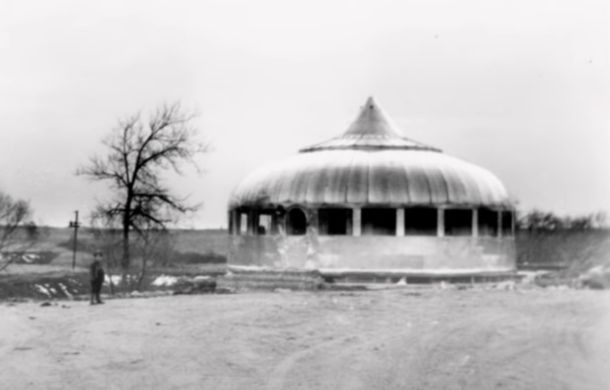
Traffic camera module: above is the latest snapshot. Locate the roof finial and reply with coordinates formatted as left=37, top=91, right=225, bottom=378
left=298, top=97, right=441, bottom=153
left=343, top=96, right=399, bottom=137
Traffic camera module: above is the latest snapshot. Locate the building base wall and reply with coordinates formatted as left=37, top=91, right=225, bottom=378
left=228, top=235, right=516, bottom=272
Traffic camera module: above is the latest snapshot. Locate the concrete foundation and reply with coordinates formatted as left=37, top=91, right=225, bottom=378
left=228, top=234, right=516, bottom=273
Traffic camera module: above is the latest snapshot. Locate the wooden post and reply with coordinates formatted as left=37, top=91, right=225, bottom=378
left=437, top=208, right=444, bottom=237
left=69, top=210, right=80, bottom=270
left=396, top=208, right=405, bottom=236
left=353, top=207, right=362, bottom=237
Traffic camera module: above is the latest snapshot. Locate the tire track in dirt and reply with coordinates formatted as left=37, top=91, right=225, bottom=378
left=266, top=335, right=350, bottom=390
left=264, top=289, right=610, bottom=390
left=264, top=292, right=420, bottom=390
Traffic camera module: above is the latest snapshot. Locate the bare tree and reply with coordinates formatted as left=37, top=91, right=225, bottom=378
left=133, top=222, right=175, bottom=290
left=0, top=192, right=37, bottom=272
left=79, top=103, right=207, bottom=274
left=89, top=206, right=123, bottom=293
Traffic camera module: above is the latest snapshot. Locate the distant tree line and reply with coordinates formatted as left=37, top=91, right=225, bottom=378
left=517, top=210, right=607, bottom=232
left=0, top=192, right=38, bottom=271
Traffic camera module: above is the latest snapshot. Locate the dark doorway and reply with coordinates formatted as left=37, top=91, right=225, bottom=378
left=287, top=208, right=307, bottom=235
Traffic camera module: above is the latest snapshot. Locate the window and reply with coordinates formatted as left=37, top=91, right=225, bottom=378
left=362, top=208, right=396, bottom=235
left=501, top=211, right=514, bottom=236
left=445, top=209, right=472, bottom=236
left=287, top=208, right=307, bottom=235
left=257, top=213, right=273, bottom=235
left=318, top=208, right=352, bottom=235
left=478, top=208, right=498, bottom=237
left=404, top=207, right=437, bottom=235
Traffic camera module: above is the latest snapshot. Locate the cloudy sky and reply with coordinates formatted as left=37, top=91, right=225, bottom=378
left=1, top=0, right=608, bottom=228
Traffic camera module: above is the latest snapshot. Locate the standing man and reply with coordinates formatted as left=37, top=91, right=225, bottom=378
left=90, top=251, right=105, bottom=305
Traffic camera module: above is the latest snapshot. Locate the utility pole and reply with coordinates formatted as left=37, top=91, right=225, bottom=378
left=69, top=210, right=80, bottom=270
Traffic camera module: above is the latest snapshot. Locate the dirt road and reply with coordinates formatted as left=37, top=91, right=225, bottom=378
left=1, top=287, right=609, bottom=389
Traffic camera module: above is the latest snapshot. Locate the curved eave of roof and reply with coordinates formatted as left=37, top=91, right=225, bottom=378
left=229, top=149, right=514, bottom=209
left=299, top=134, right=442, bottom=153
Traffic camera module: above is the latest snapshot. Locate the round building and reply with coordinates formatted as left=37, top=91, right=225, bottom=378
left=228, top=98, right=516, bottom=277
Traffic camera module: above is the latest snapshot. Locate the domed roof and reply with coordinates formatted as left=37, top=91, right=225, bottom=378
left=230, top=98, right=513, bottom=209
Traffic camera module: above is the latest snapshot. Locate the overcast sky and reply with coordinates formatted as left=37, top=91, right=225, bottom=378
left=1, top=0, right=608, bottom=228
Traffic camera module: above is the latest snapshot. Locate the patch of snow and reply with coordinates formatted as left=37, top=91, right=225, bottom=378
left=105, top=275, right=122, bottom=285
left=518, top=271, right=548, bottom=284
left=494, top=280, right=516, bottom=290
left=23, top=254, right=40, bottom=263
left=193, top=276, right=211, bottom=281
left=152, top=275, right=178, bottom=287
left=58, top=283, right=73, bottom=299
left=585, top=265, right=605, bottom=276
left=34, top=284, right=51, bottom=297
left=547, top=285, right=570, bottom=291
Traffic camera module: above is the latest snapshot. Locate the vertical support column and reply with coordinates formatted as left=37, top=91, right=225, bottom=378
left=346, top=211, right=353, bottom=235
left=308, top=208, right=318, bottom=235
left=437, top=208, right=445, bottom=237
left=472, top=208, right=479, bottom=238
left=276, top=209, right=286, bottom=236
left=511, top=211, right=516, bottom=236
left=396, top=208, right=405, bottom=236
left=353, top=207, right=362, bottom=237
left=497, top=210, right=503, bottom=238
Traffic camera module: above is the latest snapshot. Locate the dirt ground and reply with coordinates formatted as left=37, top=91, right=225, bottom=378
left=1, top=287, right=609, bottom=390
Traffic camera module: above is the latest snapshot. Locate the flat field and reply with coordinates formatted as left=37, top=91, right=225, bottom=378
left=1, top=287, right=609, bottom=390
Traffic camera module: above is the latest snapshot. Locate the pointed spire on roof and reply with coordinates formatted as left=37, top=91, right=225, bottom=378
left=344, top=96, right=401, bottom=137
left=299, top=97, right=441, bottom=153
